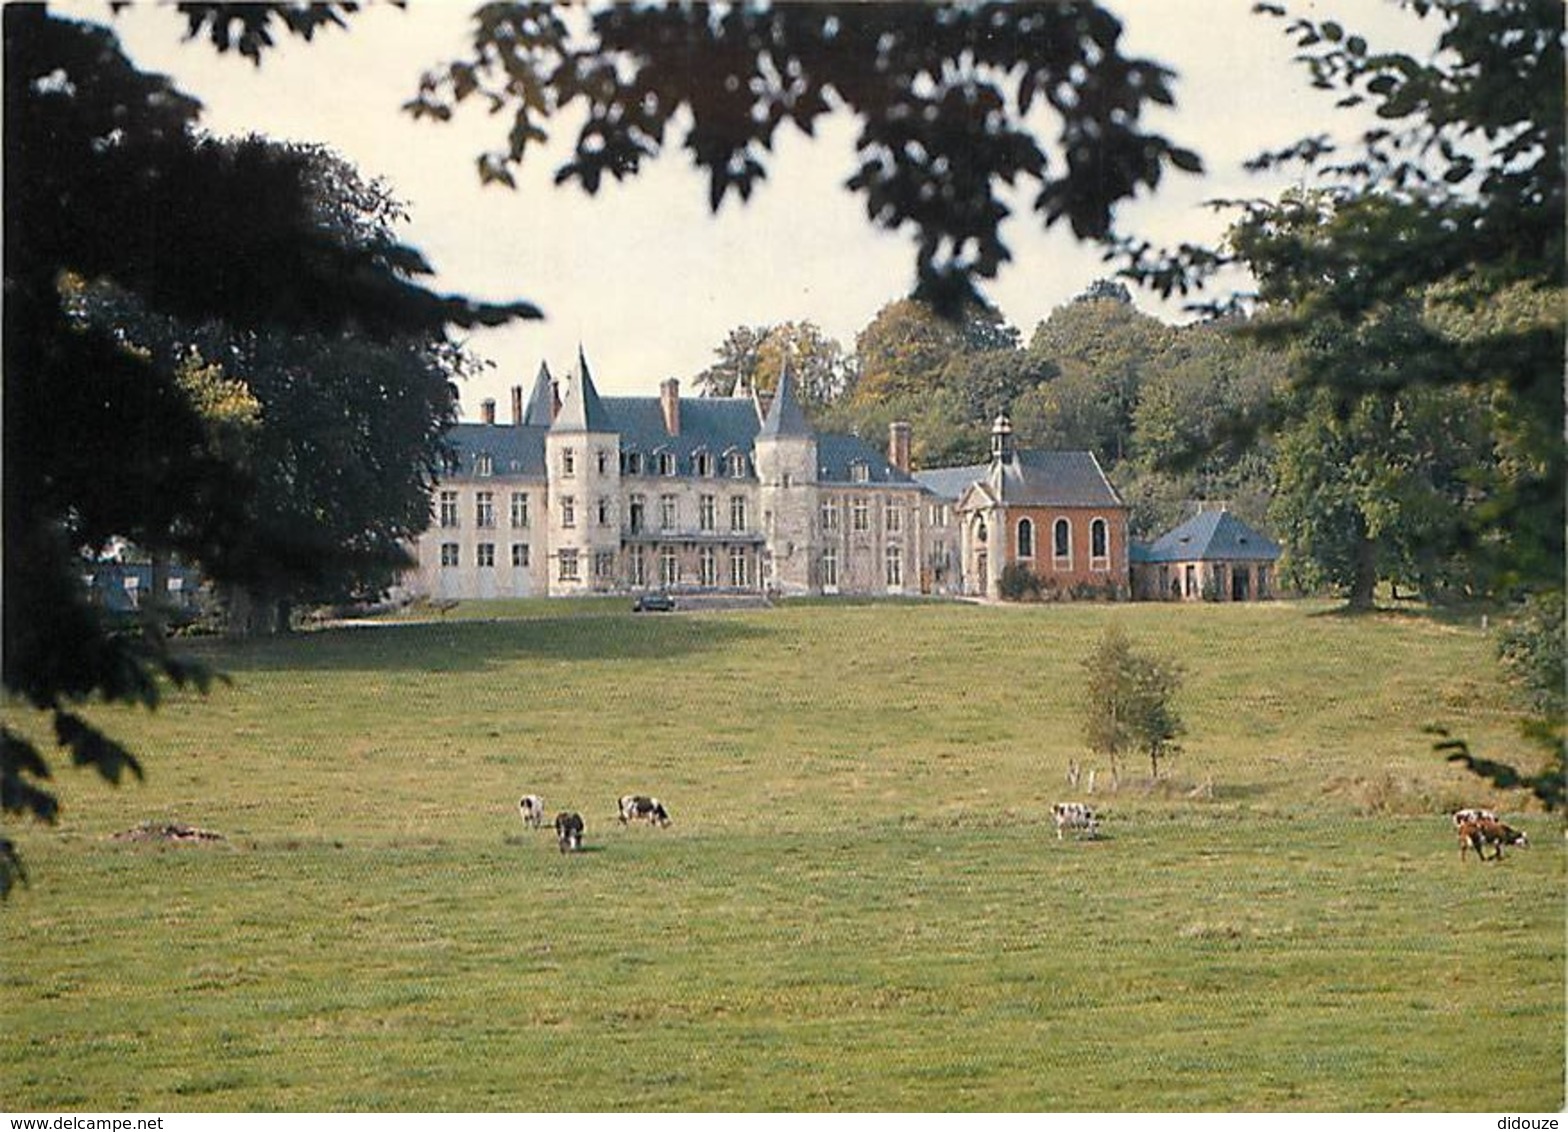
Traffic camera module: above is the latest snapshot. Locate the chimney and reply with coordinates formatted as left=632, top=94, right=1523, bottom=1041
left=481, top=398, right=496, bottom=426
left=660, top=378, right=681, bottom=436
left=888, top=421, right=912, bottom=474
left=511, top=385, right=524, bottom=426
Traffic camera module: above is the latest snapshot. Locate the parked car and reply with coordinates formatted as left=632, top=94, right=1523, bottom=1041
left=632, top=592, right=676, bottom=613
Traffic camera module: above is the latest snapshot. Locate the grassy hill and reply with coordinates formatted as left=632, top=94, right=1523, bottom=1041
left=3, top=600, right=1561, bottom=1110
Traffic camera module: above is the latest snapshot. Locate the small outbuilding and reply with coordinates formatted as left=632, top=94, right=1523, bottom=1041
left=1131, top=505, right=1281, bottom=602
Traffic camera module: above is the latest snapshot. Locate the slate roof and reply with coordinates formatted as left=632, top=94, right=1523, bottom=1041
left=913, top=463, right=989, bottom=501
left=996, top=450, right=1123, bottom=508
left=1136, top=508, right=1281, bottom=563
left=817, top=434, right=919, bottom=486
left=606, top=396, right=762, bottom=471
left=757, top=362, right=811, bottom=438
left=551, top=349, right=614, bottom=432
left=445, top=422, right=551, bottom=477
left=522, top=362, right=555, bottom=427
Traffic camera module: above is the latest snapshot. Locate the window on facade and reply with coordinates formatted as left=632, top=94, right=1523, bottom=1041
left=561, top=496, right=576, bottom=528
left=511, top=543, right=529, bottom=568
left=597, top=497, right=611, bottom=527
left=820, top=547, right=839, bottom=591
left=886, top=503, right=903, bottom=535
left=851, top=497, right=869, bottom=532
left=659, top=546, right=679, bottom=587
left=629, top=495, right=646, bottom=533
left=699, top=546, right=717, bottom=586
left=477, top=543, right=495, bottom=568
left=475, top=453, right=493, bottom=477
left=475, top=491, right=495, bottom=529
left=439, top=491, right=459, bottom=528
left=885, top=545, right=903, bottom=589
left=1053, top=518, right=1071, bottom=565
left=730, top=546, right=748, bottom=588
left=1090, top=518, right=1109, bottom=566
left=595, top=551, right=615, bottom=580
left=699, top=494, right=716, bottom=532
left=729, top=496, right=746, bottom=532
left=558, top=549, right=580, bottom=581
left=440, top=542, right=459, bottom=568
left=660, top=495, right=677, bottom=531
left=629, top=545, right=647, bottom=587
left=1017, top=518, right=1035, bottom=559
left=561, top=447, right=575, bottom=477
left=510, top=492, right=529, bottom=529
left=597, top=450, right=609, bottom=475
left=821, top=500, right=839, bottom=531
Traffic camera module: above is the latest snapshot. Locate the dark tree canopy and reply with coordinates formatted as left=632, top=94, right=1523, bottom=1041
left=2, top=7, right=534, bottom=896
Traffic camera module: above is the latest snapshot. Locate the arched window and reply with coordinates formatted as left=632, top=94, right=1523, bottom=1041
left=1017, top=518, right=1035, bottom=559
left=1053, top=518, right=1071, bottom=566
left=1090, top=518, right=1109, bottom=566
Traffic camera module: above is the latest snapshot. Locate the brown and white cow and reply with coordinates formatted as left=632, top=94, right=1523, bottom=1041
left=518, top=794, right=545, bottom=829
left=1051, top=802, right=1099, bottom=841
left=618, top=794, right=671, bottom=827
left=554, top=811, right=584, bottom=853
left=1457, top=817, right=1527, bottom=862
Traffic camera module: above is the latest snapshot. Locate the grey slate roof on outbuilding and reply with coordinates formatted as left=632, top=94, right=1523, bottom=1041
left=1136, top=508, right=1281, bottom=563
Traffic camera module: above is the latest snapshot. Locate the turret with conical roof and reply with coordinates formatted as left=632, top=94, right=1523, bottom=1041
left=753, top=359, right=819, bottom=596
left=522, top=361, right=557, bottom=426
left=545, top=347, right=620, bottom=594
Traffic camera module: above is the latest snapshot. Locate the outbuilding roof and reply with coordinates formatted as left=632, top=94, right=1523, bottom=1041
left=1136, top=508, right=1281, bottom=564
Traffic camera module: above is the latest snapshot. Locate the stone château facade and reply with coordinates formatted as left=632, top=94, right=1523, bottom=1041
left=401, top=352, right=1133, bottom=602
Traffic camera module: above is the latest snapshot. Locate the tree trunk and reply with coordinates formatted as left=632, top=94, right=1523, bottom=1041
left=142, top=549, right=170, bottom=646
left=1347, top=522, right=1378, bottom=611
left=224, top=584, right=286, bottom=638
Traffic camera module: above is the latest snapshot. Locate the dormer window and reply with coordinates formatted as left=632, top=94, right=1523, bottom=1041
left=623, top=451, right=643, bottom=475
left=475, top=453, right=493, bottom=477
left=694, top=451, right=714, bottom=477
left=726, top=451, right=748, bottom=478
left=850, top=460, right=870, bottom=484
left=658, top=451, right=677, bottom=476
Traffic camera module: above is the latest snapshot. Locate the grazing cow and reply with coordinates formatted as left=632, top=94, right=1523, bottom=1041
left=1451, top=807, right=1497, bottom=829
left=554, top=811, right=584, bottom=853
left=1457, top=817, right=1528, bottom=862
left=1051, top=802, right=1099, bottom=841
left=618, top=794, right=671, bottom=827
left=518, top=794, right=545, bottom=829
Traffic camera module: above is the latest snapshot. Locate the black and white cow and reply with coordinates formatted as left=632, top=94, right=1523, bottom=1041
left=518, top=794, right=545, bottom=829
left=618, top=794, right=671, bottom=827
left=1051, top=802, right=1099, bottom=841
left=554, top=811, right=584, bottom=853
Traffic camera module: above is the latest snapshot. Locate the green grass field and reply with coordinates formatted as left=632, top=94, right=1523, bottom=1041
left=3, top=599, right=1562, bottom=1111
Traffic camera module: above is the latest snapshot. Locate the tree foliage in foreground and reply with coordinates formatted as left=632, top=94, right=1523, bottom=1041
left=1, top=7, right=534, bottom=896
left=403, top=2, right=1204, bottom=312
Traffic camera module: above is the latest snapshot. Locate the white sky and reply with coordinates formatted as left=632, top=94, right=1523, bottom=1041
left=74, top=1, right=1441, bottom=414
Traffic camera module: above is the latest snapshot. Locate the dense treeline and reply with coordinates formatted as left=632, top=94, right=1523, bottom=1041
left=695, top=283, right=1283, bottom=546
